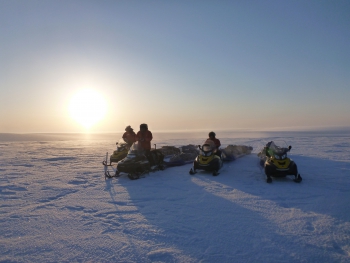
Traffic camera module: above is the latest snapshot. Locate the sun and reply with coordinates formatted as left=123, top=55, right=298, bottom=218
left=69, top=89, right=107, bottom=130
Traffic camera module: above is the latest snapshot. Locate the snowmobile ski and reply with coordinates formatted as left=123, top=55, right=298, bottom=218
left=293, top=174, right=302, bottom=183
left=128, top=173, right=140, bottom=180
left=212, top=171, right=220, bottom=176
left=189, top=168, right=197, bottom=175
left=103, top=152, right=121, bottom=179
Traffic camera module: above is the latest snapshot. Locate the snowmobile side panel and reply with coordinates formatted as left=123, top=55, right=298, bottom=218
left=110, top=150, right=128, bottom=163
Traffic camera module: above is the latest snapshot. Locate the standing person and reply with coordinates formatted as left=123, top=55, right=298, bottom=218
left=122, top=125, right=136, bottom=146
left=136, top=123, right=153, bottom=152
left=207, top=131, right=221, bottom=156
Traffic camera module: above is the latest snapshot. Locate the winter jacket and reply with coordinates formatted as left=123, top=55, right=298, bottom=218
left=136, top=130, right=153, bottom=150
left=208, top=137, right=221, bottom=149
left=122, top=131, right=136, bottom=145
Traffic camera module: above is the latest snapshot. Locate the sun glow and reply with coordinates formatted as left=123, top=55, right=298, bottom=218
left=69, top=89, right=107, bottom=130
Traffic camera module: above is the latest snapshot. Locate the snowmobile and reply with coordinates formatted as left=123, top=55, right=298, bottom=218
left=102, top=138, right=130, bottom=179
left=116, top=141, right=165, bottom=180
left=258, top=141, right=302, bottom=183
left=189, top=140, right=223, bottom=176
left=109, top=139, right=130, bottom=163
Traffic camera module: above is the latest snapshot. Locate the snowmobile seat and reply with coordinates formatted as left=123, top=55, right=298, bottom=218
left=147, top=149, right=164, bottom=166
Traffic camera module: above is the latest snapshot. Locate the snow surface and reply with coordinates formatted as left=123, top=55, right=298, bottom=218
left=1, top=131, right=350, bottom=263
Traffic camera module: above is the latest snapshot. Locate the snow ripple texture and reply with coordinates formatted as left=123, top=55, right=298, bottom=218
left=0, top=132, right=350, bottom=263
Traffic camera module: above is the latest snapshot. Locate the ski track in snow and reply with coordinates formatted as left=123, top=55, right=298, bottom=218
left=0, top=133, right=350, bottom=263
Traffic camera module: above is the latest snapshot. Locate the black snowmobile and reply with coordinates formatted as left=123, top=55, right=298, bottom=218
left=116, top=141, right=165, bottom=180
left=189, top=140, right=223, bottom=176
left=102, top=138, right=130, bottom=179
left=258, top=141, right=302, bottom=183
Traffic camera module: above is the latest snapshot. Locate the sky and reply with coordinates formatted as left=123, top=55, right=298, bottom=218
left=1, top=0, right=349, bottom=133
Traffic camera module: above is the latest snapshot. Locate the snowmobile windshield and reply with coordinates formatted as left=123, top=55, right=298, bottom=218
left=202, top=144, right=212, bottom=152
left=116, top=139, right=128, bottom=152
left=267, top=140, right=290, bottom=159
left=125, top=142, right=143, bottom=159
left=201, top=144, right=213, bottom=156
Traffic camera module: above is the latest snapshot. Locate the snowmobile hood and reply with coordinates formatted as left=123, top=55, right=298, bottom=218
left=116, top=138, right=128, bottom=152
left=269, top=157, right=292, bottom=169
left=124, top=141, right=145, bottom=160
left=198, top=154, right=218, bottom=165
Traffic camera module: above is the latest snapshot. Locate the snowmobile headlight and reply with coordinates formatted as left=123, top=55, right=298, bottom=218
left=274, top=154, right=280, bottom=160
left=202, top=151, right=212, bottom=157
left=280, top=154, right=287, bottom=160
left=200, top=149, right=212, bottom=157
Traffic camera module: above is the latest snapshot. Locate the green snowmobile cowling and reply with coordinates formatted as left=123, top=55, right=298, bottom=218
left=109, top=139, right=129, bottom=164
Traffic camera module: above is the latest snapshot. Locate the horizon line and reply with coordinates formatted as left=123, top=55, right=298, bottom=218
left=1, top=125, right=350, bottom=135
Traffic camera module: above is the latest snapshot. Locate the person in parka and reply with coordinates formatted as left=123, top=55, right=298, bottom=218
left=207, top=131, right=222, bottom=157
left=122, top=126, right=136, bottom=146
left=136, top=123, right=153, bottom=152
